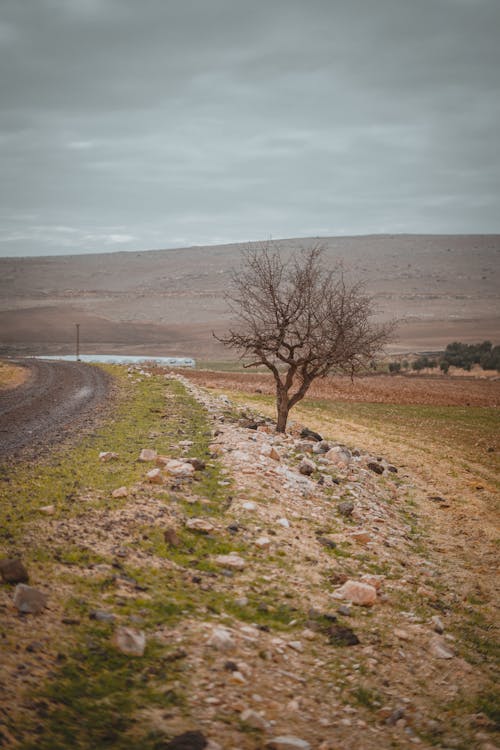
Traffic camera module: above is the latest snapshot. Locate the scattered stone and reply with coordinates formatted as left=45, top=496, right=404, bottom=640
left=334, top=580, right=377, bottom=607
left=164, top=731, right=207, bottom=750
left=430, top=636, right=454, bottom=659
left=289, top=640, right=303, bottom=652
left=187, top=457, right=206, bottom=471
left=325, top=446, right=352, bottom=466
left=387, top=465, right=398, bottom=473
left=163, top=528, right=181, bottom=547
left=39, top=504, right=55, bottom=514
left=146, top=468, right=164, bottom=484
left=179, top=440, right=194, bottom=447
left=112, top=486, right=129, bottom=498
left=261, top=444, right=281, bottom=461
left=394, top=628, right=410, bottom=640
left=337, top=500, right=355, bottom=517
left=431, top=615, right=445, bottom=634
left=313, top=440, right=331, bottom=454
left=350, top=530, right=372, bottom=545
left=240, top=708, right=271, bottom=731
left=208, top=627, right=235, bottom=651
left=13, top=584, right=47, bottom=614
left=337, top=605, right=351, bottom=617
left=300, top=427, right=323, bottom=442
left=267, top=737, right=311, bottom=750
left=90, top=609, right=116, bottom=623
left=164, top=460, right=196, bottom=478
left=317, top=536, right=337, bottom=549
left=242, top=501, right=257, bottom=511
left=111, top=626, right=146, bottom=656
left=255, top=536, right=271, bottom=549
left=298, top=459, right=315, bottom=476
left=277, top=517, right=290, bottom=528
left=327, top=623, right=360, bottom=646
left=138, top=448, right=157, bottom=462
left=367, top=461, right=384, bottom=475
left=214, top=554, right=245, bottom=570
left=99, top=451, right=119, bottom=462
left=224, top=659, right=238, bottom=671
left=185, top=518, right=215, bottom=534
left=0, top=558, right=29, bottom=584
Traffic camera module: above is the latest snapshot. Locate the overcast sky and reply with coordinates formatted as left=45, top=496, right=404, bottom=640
left=1, top=0, right=499, bottom=257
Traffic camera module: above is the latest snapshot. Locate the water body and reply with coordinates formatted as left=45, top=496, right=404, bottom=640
left=34, top=354, right=196, bottom=367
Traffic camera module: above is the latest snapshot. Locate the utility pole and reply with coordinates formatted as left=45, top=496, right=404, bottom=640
left=75, top=323, right=80, bottom=361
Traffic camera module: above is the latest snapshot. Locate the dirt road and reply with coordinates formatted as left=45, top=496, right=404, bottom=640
left=0, top=359, right=112, bottom=459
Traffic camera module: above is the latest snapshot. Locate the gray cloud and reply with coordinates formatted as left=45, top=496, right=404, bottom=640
left=0, top=0, right=499, bottom=256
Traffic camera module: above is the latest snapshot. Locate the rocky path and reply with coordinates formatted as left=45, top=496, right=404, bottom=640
left=0, top=371, right=498, bottom=750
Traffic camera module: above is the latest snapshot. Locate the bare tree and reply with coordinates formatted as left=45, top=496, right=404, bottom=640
left=217, top=244, right=394, bottom=433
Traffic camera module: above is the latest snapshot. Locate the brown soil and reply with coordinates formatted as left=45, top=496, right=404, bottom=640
left=187, top=370, right=500, bottom=407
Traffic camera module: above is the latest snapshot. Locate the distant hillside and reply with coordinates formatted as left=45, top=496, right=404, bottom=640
left=1, top=235, right=499, bottom=359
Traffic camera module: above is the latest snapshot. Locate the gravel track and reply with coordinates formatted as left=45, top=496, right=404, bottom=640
left=0, top=359, right=112, bottom=460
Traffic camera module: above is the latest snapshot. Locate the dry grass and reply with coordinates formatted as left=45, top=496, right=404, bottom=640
left=0, top=361, right=28, bottom=390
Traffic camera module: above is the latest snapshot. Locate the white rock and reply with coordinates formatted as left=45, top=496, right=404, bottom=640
left=266, top=737, right=311, bottom=750
left=99, top=451, right=119, bottom=462
left=111, top=627, right=146, bottom=656
left=208, top=626, right=234, bottom=651
left=288, top=640, right=304, bottom=652
left=112, top=486, right=129, bottom=498
left=240, top=708, right=271, bottom=730
left=242, top=501, right=257, bottom=511
left=429, top=636, right=454, bottom=659
left=277, top=518, right=290, bottom=528
left=214, top=554, right=246, bottom=570
left=255, top=536, right=271, bottom=549
left=146, top=468, right=164, bottom=484
left=164, top=459, right=195, bottom=477
left=185, top=518, right=215, bottom=533
left=325, top=446, right=352, bottom=466
left=39, top=505, right=55, bottom=514
left=431, top=615, right=444, bottom=633
left=138, top=448, right=157, bottom=462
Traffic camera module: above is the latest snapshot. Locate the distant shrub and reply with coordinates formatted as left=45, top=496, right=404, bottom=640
left=440, top=341, right=499, bottom=372
left=412, top=356, right=436, bottom=371
left=388, top=361, right=401, bottom=374
left=401, top=360, right=409, bottom=370
left=439, top=360, right=450, bottom=373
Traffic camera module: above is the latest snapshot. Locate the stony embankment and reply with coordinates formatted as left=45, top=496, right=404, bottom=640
left=0, top=370, right=497, bottom=750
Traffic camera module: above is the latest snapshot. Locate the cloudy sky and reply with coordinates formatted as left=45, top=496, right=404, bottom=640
left=1, top=0, right=499, bottom=257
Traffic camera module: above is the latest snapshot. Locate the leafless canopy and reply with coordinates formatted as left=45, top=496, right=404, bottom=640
left=217, top=244, right=393, bottom=431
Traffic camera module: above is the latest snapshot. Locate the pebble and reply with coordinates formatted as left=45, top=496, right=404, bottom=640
left=240, top=708, right=271, bottom=730
left=334, top=580, right=377, bottom=607
left=337, top=500, right=355, bottom=517
left=112, top=486, right=129, bottom=498
left=242, top=501, right=257, bottom=511
left=213, top=554, right=245, bottom=570
left=277, top=518, right=290, bottom=528
left=90, top=609, right=116, bottom=623
left=261, top=444, right=281, bottom=461
left=207, top=627, right=235, bottom=651
left=186, top=518, right=215, bottom=534
left=429, top=636, right=454, bottom=659
left=255, top=536, right=271, bottom=549
left=39, top=505, right=55, bottom=514
left=298, top=459, right=315, bottom=476
left=111, top=626, right=146, bottom=656
left=266, top=737, right=311, bottom=750
left=99, top=451, right=119, bottom=462
left=146, top=468, right=164, bottom=484
left=325, top=446, right=351, bottom=466
left=13, top=584, right=47, bottom=614
left=0, top=558, right=29, bottom=584
left=138, top=448, right=157, bottom=462
left=431, top=615, right=445, bottom=634
left=367, top=461, right=384, bottom=475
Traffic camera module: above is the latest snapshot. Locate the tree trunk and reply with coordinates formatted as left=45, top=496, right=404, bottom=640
left=276, top=387, right=289, bottom=433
